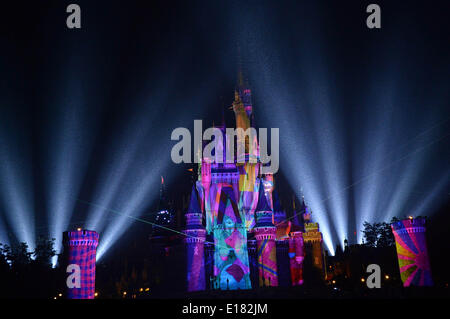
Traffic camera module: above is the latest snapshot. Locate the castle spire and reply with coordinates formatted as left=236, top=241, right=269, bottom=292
left=256, top=181, right=272, bottom=212
left=158, top=176, right=168, bottom=211
left=237, top=45, right=244, bottom=88
left=232, top=49, right=253, bottom=155
left=187, top=184, right=202, bottom=214
left=184, top=184, right=206, bottom=292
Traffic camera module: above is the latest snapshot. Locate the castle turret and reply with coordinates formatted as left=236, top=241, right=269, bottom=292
left=303, top=211, right=325, bottom=278
left=201, top=156, right=213, bottom=232
left=262, top=174, right=274, bottom=211
left=254, top=187, right=278, bottom=287
left=62, top=229, right=99, bottom=299
left=184, top=185, right=206, bottom=292
left=391, top=217, right=433, bottom=287
left=289, top=231, right=304, bottom=285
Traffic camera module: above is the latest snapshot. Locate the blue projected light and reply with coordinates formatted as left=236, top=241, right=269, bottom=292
left=95, top=162, right=169, bottom=261
left=0, top=216, right=10, bottom=246
left=0, top=1, right=448, bottom=265
left=85, top=124, right=150, bottom=231
left=43, top=79, right=98, bottom=267
left=0, top=138, right=35, bottom=250
left=235, top=12, right=450, bottom=254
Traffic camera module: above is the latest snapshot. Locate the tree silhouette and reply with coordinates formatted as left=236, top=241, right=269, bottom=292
left=33, top=237, right=57, bottom=267
left=362, top=220, right=396, bottom=248
left=362, top=222, right=380, bottom=247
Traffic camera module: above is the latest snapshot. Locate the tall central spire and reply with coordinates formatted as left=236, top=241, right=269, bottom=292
left=237, top=45, right=245, bottom=88
left=232, top=47, right=254, bottom=155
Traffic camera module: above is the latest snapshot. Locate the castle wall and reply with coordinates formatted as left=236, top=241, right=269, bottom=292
left=276, top=240, right=291, bottom=287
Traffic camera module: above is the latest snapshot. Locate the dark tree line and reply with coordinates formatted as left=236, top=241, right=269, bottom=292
left=361, top=217, right=400, bottom=248
left=362, top=216, right=428, bottom=248
left=0, top=237, right=62, bottom=298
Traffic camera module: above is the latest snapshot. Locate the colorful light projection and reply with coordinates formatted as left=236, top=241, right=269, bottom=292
left=391, top=218, right=433, bottom=287
left=63, top=229, right=99, bottom=299
left=254, top=187, right=278, bottom=287
left=289, top=231, right=304, bottom=286
left=184, top=186, right=206, bottom=292
left=238, top=162, right=260, bottom=231
left=212, top=185, right=251, bottom=290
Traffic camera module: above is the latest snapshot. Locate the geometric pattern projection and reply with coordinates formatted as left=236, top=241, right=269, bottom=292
left=212, top=191, right=251, bottom=290
left=184, top=185, right=207, bottom=292
left=63, top=230, right=99, bottom=299
left=186, top=239, right=206, bottom=291
left=391, top=219, right=433, bottom=287
left=257, top=237, right=278, bottom=287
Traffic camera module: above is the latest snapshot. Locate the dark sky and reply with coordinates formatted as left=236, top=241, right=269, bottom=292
left=0, top=0, right=449, bottom=257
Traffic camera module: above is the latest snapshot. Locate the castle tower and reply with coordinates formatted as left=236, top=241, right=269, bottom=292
left=254, top=186, right=278, bottom=287
left=289, top=231, right=304, bottom=286
left=391, top=218, right=433, bottom=287
left=233, top=66, right=260, bottom=231
left=193, top=63, right=258, bottom=291
left=201, top=155, right=212, bottom=232
left=262, top=174, right=274, bottom=210
left=184, top=185, right=207, bottom=292
left=62, top=229, right=99, bottom=299
left=303, top=214, right=325, bottom=278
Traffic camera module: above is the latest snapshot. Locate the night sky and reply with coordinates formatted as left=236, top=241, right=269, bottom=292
left=0, top=0, right=449, bottom=260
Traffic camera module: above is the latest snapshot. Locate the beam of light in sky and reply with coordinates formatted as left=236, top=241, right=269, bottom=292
left=81, top=61, right=183, bottom=231
left=353, top=86, right=396, bottom=243
left=82, top=54, right=220, bottom=260
left=44, top=84, right=96, bottom=267
left=383, top=141, right=429, bottom=222
left=95, top=161, right=168, bottom=261
left=0, top=131, right=35, bottom=250
left=283, top=121, right=337, bottom=255
left=307, top=72, right=349, bottom=247
left=237, top=54, right=338, bottom=254
left=93, top=99, right=212, bottom=261
left=252, top=86, right=337, bottom=255
left=409, top=172, right=450, bottom=218
left=382, top=113, right=450, bottom=222
left=85, top=100, right=164, bottom=231
left=353, top=125, right=450, bottom=242
left=236, top=21, right=449, bottom=254
left=0, top=215, right=10, bottom=246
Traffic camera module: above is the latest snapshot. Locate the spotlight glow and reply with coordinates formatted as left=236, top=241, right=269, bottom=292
left=44, top=84, right=96, bottom=264
left=0, top=136, right=35, bottom=249
left=232, top=5, right=450, bottom=254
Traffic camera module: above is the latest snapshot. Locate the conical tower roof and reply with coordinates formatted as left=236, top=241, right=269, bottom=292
left=187, top=185, right=202, bottom=214
left=256, top=182, right=272, bottom=212
left=157, top=176, right=169, bottom=211
left=185, top=185, right=204, bottom=230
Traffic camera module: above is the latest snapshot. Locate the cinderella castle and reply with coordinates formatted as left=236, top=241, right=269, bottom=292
left=180, top=68, right=328, bottom=292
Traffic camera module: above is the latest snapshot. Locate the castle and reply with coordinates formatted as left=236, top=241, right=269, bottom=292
left=183, top=69, right=327, bottom=291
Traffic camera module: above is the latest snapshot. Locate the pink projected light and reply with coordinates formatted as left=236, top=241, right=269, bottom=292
left=391, top=218, right=433, bottom=287
left=63, top=229, right=99, bottom=299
